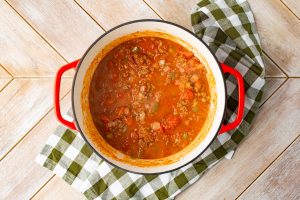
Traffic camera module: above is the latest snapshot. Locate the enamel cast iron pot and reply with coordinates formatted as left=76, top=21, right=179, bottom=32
left=54, top=19, right=245, bottom=174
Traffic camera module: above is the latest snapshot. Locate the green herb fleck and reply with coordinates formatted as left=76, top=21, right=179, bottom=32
left=107, top=132, right=113, bottom=139
left=192, top=103, right=199, bottom=112
left=192, top=100, right=199, bottom=112
left=183, top=132, right=188, bottom=140
left=152, top=101, right=159, bottom=113
left=168, top=72, right=176, bottom=80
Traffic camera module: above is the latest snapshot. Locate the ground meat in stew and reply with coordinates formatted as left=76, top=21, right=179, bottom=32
left=89, top=37, right=211, bottom=159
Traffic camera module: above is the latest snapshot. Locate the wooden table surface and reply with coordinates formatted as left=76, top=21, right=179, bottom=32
left=0, top=0, right=299, bottom=199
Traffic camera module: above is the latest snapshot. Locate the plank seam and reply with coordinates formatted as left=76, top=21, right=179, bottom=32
left=259, top=77, right=288, bottom=108
left=73, top=0, right=106, bottom=31
left=0, top=64, right=14, bottom=78
left=280, top=0, right=300, bottom=21
left=142, top=0, right=163, bottom=19
left=0, top=78, right=14, bottom=93
left=29, top=175, right=56, bottom=200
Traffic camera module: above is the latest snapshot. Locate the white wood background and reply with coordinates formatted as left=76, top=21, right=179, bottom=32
left=0, top=0, right=299, bottom=199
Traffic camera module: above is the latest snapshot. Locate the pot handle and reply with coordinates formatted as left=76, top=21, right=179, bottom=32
left=54, top=60, right=80, bottom=131
left=219, top=63, right=245, bottom=134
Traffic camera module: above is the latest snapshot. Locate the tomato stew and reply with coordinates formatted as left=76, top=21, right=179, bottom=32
left=89, top=37, right=211, bottom=159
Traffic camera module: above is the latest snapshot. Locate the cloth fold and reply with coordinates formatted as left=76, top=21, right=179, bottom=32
left=36, top=0, right=265, bottom=199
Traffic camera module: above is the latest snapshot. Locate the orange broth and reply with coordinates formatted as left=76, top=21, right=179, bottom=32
left=89, top=37, right=211, bottom=159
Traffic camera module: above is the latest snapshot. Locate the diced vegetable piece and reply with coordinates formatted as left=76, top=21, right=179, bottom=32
left=132, top=46, right=139, bottom=52
left=159, top=59, right=165, bottom=66
left=181, top=51, right=194, bottom=59
left=107, top=132, right=113, bottom=139
left=124, top=107, right=130, bottom=115
left=192, top=100, right=199, bottom=112
left=139, top=111, right=146, bottom=121
left=163, top=66, right=170, bottom=72
left=122, top=125, right=128, bottom=133
left=151, top=122, right=161, bottom=130
left=168, top=72, right=176, bottom=80
left=194, top=81, right=201, bottom=91
left=152, top=101, right=159, bottom=113
left=190, top=74, right=199, bottom=83
left=183, top=132, right=188, bottom=140
left=140, top=85, right=146, bottom=92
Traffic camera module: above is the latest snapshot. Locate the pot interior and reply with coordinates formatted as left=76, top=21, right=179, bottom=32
left=72, top=20, right=226, bottom=174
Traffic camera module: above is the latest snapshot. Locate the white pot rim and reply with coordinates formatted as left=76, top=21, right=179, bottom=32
left=71, top=19, right=227, bottom=174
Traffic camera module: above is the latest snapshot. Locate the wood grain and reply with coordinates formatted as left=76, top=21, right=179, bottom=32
left=248, top=0, right=300, bottom=76
left=32, top=176, right=85, bottom=200
left=0, top=1, right=65, bottom=77
left=7, top=0, right=104, bottom=61
left=261, top=78, right=286, bottom=104
left=281, top=0, right=300, bottom=19
left=75, top=0, right=158, bottom=30
left=144, top=0, right=198, bottom=29
left=239, top=136, right=300, bottom=200
left=0, top=93, right=72, bottom=200
left=0, top=78, right=72, bottom=160
left=177, top=78, right=300, bottom=200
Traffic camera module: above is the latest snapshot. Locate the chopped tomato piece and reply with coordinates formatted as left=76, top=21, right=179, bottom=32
left=162, top=115, right=180, bottom=132
left=100, top=115, right=110, bottom=128
left=181, top=51, right=194, bottom=59
left=139, top=40, right=155, bottom=53
left=181, top=89, right=194, bottom=101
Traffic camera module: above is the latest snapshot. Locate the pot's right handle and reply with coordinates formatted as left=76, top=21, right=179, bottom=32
left=54, top=60, right=80, bottom=131
left=219, top=63, right=245, bottom=134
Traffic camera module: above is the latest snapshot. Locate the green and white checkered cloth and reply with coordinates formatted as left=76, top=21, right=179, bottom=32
left=36, top=0, right=265, bottom=199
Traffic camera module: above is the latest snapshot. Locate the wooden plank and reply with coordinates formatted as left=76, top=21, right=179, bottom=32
left=0, top=78, right=72, bottom=160
left=144, top=0, right=198, bottom=29
left=239, top=136, right=300, bottom=200
left=177, top=78, right=300, bottom=200
left=282, top=0, right=300, bottom=19
left=261, top=78, right=286, bottom=104
left=75, top=0, right=159, bottom=30
left=32, top=176, right=85, bottom=200
left=0, top=65, right=12, bottom=91
left=248, top=0, right=300, bottom=77
left=7, top=0, right=104, bottom=61
left=0, top=92, right=72, bottom=199
left=0, top=1, right=65, bottom=77
left=264, top=54, right=286, bottom=77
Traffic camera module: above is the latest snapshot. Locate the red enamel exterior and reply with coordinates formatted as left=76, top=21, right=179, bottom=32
left=54, top=60, right=79, bottom=131
left=218, top=63, right=245, bottom=134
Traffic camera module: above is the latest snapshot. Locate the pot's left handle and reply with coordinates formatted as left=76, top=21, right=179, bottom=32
left=54, top=60, right=80, bottom=131
left=219, top=63, right=245, bottom=134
